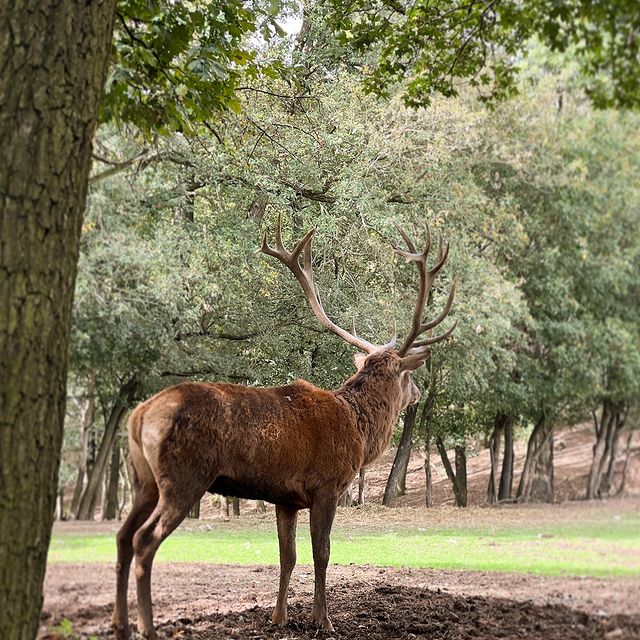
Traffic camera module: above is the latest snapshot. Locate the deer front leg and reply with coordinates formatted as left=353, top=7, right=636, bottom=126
left=309, top=496, right=338, bottom=631
left=272, top=505, right=298, bottom=625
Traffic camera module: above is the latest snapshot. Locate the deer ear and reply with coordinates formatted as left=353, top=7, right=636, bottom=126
left=400, top=351, right=428, bottom=371
left=353, top=352, right=367, bottom=371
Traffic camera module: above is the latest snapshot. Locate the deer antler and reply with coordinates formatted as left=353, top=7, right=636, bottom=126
left=261, top=215, right=385, bottom=354
left=395, top=224, right=456, bottom=357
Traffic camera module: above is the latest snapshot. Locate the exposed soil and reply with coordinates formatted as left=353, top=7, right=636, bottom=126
left=42, top=560, right=640, bottom=640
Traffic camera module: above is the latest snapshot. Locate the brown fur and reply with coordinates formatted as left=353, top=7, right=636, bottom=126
left=113, top=349, right=420, bottom=639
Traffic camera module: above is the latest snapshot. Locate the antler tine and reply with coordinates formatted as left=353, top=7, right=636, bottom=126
left=421, top=280, right=457, bottom=331
left=260, top=218, right=380, bottom=355
left=397, top=223, right=456, bottom=357
left=407, top=319, right=458, bottom=351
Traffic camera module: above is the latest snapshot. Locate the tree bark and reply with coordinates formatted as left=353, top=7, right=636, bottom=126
left=188, top=500, right=200, bottom=519
left=383, top=404, right=417, bottom=506
left=498, top=417, right=515, bottom=501
left=454, top=445, right=468, bottom=507
left=436, top=437, right=467, bottom=507
left=487, top=417, right=502, bottom=505
left=615, top=431, right=634, bottom=496
left=102, top=438, right=120, bottom=521
left=70, top=374, right=96, bottom=516
left=0, top=3, right=117, bottom=637
left=516, top=412, right=554, bottom=503
left=76, top=378, right=137, bottom=520
left=424, top=427, right=433, bottom=508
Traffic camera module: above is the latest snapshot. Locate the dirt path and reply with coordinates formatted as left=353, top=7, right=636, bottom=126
left=42, top=563, right=640, bottom=639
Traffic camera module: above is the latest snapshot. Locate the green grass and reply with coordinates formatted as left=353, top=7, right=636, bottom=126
left=48, top=513, right=640, bottom=578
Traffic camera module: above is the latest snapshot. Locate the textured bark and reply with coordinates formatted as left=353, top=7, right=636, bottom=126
left=71, top=374, right=96, bottom=516
left=383, top=404, right=417, bottom=506
left=76, top=378, right=137, bottom=520
left=499, top=418, right=515, bottom=501
left=487, top=419, right=501, bottom=505
left=516, top=413, right=554, bottom=503
left=102, top=439, right=120, bottom=521
left=357, top=468, right=365, bottom=505
left=488, top=413, right=515, bottom=504
left=424, top=428, right=433, bottom=508
left=615, top=431, right=634, bottom=496
left=0, top=2, right=117, bottom=638
left=436, top=438, right=467, bottom=507
left=454, top=445, right=468, bottom=507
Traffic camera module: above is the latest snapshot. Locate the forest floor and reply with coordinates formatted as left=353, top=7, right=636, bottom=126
left=41, top=424, right=640, bottom=639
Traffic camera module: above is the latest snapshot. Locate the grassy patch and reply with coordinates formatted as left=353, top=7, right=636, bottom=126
left=48, top=511, right=640, bottom=578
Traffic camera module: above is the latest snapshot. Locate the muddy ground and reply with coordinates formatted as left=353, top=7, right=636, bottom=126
left=42, top=561, right=640, bottom=640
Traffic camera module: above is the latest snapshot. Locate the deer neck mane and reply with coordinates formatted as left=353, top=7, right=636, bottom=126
left=335, top=356, right=402, bottom=466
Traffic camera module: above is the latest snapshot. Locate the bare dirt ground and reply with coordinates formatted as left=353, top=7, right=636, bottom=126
left=42, top=425, right=640, bottom=639
left=42, top=561, right=640, bottom=640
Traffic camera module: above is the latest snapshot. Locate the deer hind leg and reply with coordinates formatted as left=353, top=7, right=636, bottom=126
left=132, top=486, right=202, bottom=639
left=272, top=505, right=298, bottom=626
left=310, top=496, right=338, bottom=631
left=112, top=484, right=158, bottom=640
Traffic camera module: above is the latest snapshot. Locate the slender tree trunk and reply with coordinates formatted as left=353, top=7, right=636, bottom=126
left=358, top=468, right=366, bottom=505
left=487, top=417, right=502, bottom=505
left=587, top=401, right=613, bottom=498
left=383, top=404, right=417, bottom=506
left=615, top=431, right=634, bottom=496
left=498, top=417, right=515, bottom=501
left=516, top=412, right=554, bottom=503
left=436, top=438, right=467, bottom=507
left=188, top=500, right=200, bottom=519
left=76, top=378, right=137, bottom=520
left=0, top=3, right=117, bottom=637
left=424, top=427, right=433, bottom=508
left=454, top=445, right=468, bottom=507
left=598, top=408, right=627, bottom=496
left=70, top=373, right=96, bottom=516
left=102, top=439, right=120, bottom=520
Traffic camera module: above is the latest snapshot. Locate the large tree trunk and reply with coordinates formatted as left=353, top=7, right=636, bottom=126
left=516, top=412, right=554, bottom=503
left=0, top=3, right=117, bottom=637
left=76, top=378, right=137, bottom=520
left=383, top=404, right=418, bottom=506
left=70, top=374, right=96, bottom=516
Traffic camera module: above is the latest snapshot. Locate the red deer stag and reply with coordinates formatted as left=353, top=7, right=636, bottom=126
left=112, top=217, right=456, bottom=639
